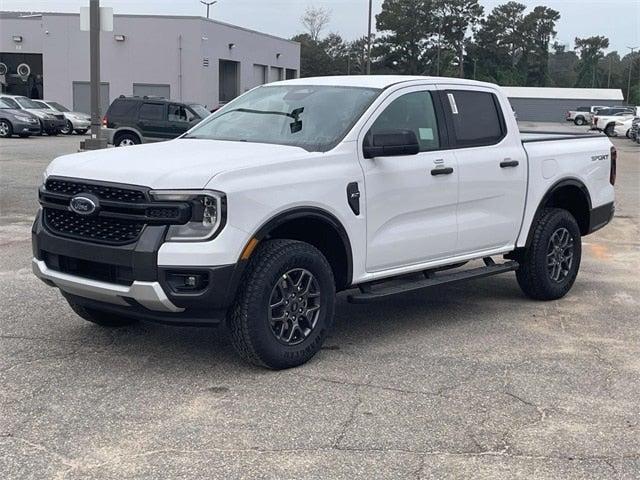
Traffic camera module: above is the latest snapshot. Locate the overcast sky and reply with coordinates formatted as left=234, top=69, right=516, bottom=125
left=2, top=0, right=639, bottom=54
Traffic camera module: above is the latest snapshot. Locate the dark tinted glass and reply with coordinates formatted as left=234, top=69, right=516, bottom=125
left=139, top=103, right=165, bottom=121
left=369, top=91, right=440, bottom=151
left=446, top=90, right=504, bottom=147
left=577, top=107, right=589, bottom=112
left=108, top=99, right=139, bottom=117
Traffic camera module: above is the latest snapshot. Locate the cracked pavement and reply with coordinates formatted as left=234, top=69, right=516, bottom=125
left=1, top=131, right=639, bottom=479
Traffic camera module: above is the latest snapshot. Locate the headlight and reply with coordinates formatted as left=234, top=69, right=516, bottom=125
left=15, top=115, right=32, bottom=122
left=149, top=190, right=226, bottom=242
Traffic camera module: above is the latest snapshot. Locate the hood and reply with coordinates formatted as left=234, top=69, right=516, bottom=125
left=0, top=108, right=35, bottom=119
left=45, top=139, right=315, bottom=189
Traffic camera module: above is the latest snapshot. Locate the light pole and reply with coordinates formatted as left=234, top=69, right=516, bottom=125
left=366, top=0, right=372, bottom=75
left=626, top=46, right=638, bottom=103
left=83, top=0, right=106, bottom=150
left=200, top=0, right=217, bottom=19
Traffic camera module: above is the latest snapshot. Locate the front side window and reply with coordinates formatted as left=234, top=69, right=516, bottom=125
left=168, top=104, right=187, bottom=122
left=138, top=103, right=165, bottom=121
left=1, top=98, right=20, bottom=109
left=184, top=85, right=381, bottom=152
left=445, top=90, right=505, bottom=147
left=33, top=101, right=51, bottom=110
left=368, top=91, right=440, bottom=151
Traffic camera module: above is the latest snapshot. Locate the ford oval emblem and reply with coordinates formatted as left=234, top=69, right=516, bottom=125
left=70, top=195, right=98, bottom=216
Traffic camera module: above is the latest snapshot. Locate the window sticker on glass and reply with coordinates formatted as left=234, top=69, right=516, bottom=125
left=419, top=128, right=434, bottom=140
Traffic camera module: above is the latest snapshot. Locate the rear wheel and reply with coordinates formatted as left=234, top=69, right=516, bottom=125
left=574, top=116, right=586, bottom=126
left=115, top=132, right=140, bottom=147
left=67, top=299, right=138, bottom=327
left=0, top=120, right=12, bottom=138
left=604, top=123, right=615, bottom=137
left=227, top=239, right=336, bottom=369
left=61, top=120, right=73, bottom=135
left=516, top=208, right=582, bottom=300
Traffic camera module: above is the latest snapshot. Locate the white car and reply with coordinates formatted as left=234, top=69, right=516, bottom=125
left=33, top=100, right=91, bottom=135
left=613, top=117, right=635, bottom=138
left=33, top=76, right=616, bottom=368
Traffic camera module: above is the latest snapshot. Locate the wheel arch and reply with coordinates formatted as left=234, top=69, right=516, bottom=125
left=113, top=127, right=143, bottom=144
left=240, top=207, right=354, bottom=291
left=525, top=178, right=592, bottom=247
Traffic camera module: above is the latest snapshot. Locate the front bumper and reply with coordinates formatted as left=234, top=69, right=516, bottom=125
left=32, top=211, right=241, bottom=325
left=13, top=119, right=41, bottom=135
left=70, top=118, right=91, bottom=129
left=40, top=117, right=66, bottom=131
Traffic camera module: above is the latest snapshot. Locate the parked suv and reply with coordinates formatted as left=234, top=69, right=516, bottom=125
left=103, top=96, right=209, bottom=147
left=0, top=94, right=66, bottom=135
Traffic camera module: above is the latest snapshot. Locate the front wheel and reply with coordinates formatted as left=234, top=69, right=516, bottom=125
left=516, top=208, right=582, bottom=300
left=227, top=239, right=336, bottom=369
left=67, top=299, right=138, bottom=327
left=61, top=120, right=73, bottom=135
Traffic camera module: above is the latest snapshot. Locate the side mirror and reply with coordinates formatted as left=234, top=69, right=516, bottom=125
left=363, top=129, right=420, bottom=159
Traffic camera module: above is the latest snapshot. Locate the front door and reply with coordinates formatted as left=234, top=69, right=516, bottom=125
left=359, top=86, right=459, bottom=272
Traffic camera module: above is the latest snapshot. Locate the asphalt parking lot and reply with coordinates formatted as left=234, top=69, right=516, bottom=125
left=1, top=129, right=639, bottom=479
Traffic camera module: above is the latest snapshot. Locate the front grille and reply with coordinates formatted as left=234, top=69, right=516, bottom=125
left=45, top=178, right=147, bottom=203
left=44, top=252, right=134, bottom=286
left=44, top=208, right=144, bottom=244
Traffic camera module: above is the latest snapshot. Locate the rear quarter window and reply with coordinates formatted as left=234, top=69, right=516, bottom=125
left=107, top=99, right=139, bottom=118
left=444, top=90, right=506, bottom=148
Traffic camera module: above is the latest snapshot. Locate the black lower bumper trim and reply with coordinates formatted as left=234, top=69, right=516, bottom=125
left=63, top=293, right=224, bottom=326
left=588, top=202, right=615, bottom=234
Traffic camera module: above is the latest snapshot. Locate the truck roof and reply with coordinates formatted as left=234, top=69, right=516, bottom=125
left=272, top=75, right=498, bottom=90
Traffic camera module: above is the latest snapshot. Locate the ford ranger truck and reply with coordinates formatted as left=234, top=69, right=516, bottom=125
left=33, top=76, right=616, bottom=369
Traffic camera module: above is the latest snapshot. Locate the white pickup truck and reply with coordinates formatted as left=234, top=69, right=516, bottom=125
left=33, top=76, right=616, bottom=369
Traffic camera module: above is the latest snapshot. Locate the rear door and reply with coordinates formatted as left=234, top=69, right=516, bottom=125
left=439, top=86, right=527, bottom=254
left=137, top=102, right=167, bottom=141
left=359, top=85, right=459, bottom=272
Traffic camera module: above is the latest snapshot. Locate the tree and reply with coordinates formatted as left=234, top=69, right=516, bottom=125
left=434, top=0, right=484, bottom=77
left=375, top=0, right=434, bottom=75
left=472, top=2, right=528, bottom=84
left=574, top=36, right=610, bottom=87
left=519, top=6, right=560, bottom=86
left=548, top=43, right=578, bottom=87
left=301, top=6, right=331, bottom=42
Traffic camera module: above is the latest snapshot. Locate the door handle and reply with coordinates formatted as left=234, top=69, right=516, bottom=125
left=500, top=159, right=519, bottom=168
left=431, top=167, right=454, bottom=176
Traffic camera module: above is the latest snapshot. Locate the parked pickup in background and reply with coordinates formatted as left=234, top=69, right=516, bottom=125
left=33, top=76, right=616, bottom=369
left=566, top=105, right=608, bottom=126
left=592, top=107, right=638, bottom=136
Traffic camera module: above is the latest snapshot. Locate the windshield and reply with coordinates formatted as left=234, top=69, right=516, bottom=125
left=16, top=97, right=43, bottom=109
left=189, top=104, right=210, bottom=119
left=33, top=101, right=51, bottom=110
left=48, top=102, right=69, bottom=112
left=184, top=85, right=381, bottom=152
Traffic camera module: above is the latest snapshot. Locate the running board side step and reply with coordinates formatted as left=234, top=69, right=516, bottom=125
left=347, top=260, right=519, bottom=304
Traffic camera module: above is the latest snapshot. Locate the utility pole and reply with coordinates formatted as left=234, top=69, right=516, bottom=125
left=200, top=0, right=217, bottom=19
left=436, top=20, right=442, bottom=76
left=626, top=46, right=638, bottom=103
left=83, top=0, right=106, bottom=150
left=473, top=59, right=477, bottom=80
left=607, top=55, right=612, bottom=88
left=366, top=0, right=372, bottom=75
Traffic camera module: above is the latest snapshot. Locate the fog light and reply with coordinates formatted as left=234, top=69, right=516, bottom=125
left=166, top=272, right=209, bottom=293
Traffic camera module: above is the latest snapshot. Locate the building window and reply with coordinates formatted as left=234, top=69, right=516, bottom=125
left=285, top=69, right=297, bottom=80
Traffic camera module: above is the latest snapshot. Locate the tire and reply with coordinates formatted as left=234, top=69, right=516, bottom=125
left=61, top=120, right=73, bottom=135
left=626, top=129, right=631, bottom=139
left=75, top=129, right=88, bottom=135
left=516, top=208, right=582, bottom=301
left=604, top=123, right=615, bottom=137
left=67, top=299, right=138, bottom=327
left=0, top=119, right=12, bottom=138
left=227, top=239, right=336, bottom=369
left=46, top=129, right=59, bottom=136
left=115, top=132, right=140, bottom=147
left=574, top=116, right=586, bottom=126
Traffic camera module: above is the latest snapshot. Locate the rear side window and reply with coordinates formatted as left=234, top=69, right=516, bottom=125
left=108, top=99, right=139, bottom=117
left=139, top=103, right=165, bottom=121
left=445, top=90, right=505, bottom=147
